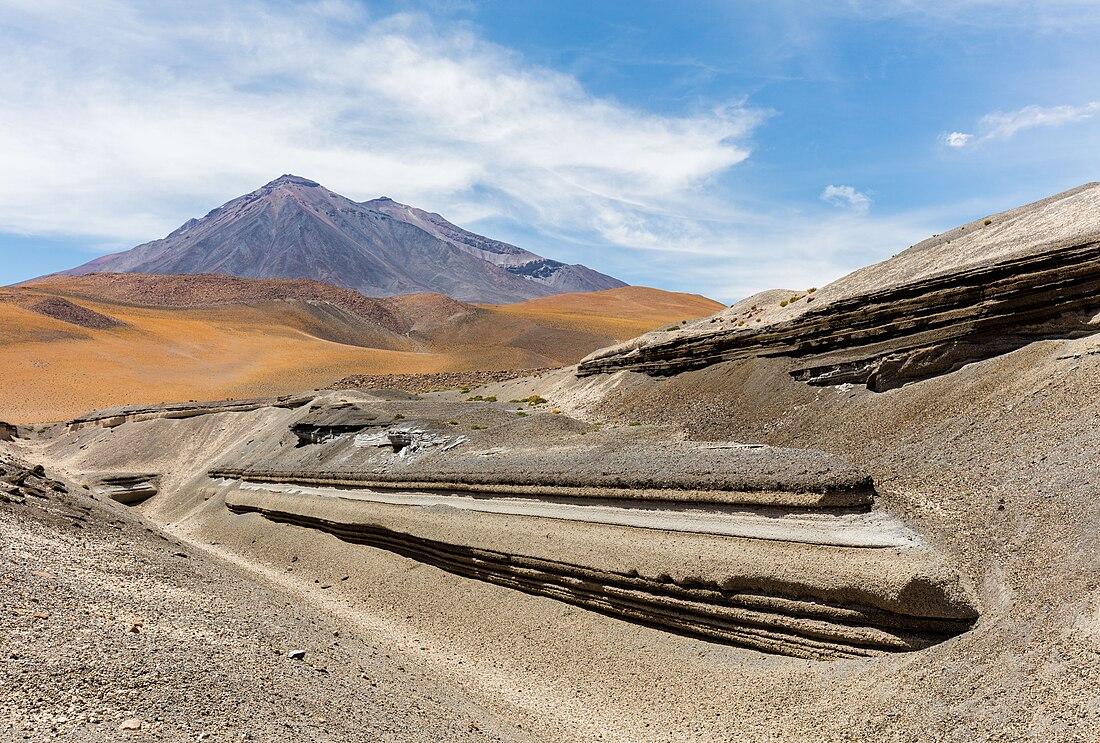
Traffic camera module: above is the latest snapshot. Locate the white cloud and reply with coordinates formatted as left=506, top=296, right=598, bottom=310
left=943, top=132, right=974, bottom=148
left=653, top=208, right=941, bottom=302
left=0, top=0, right=764, bottom=256
left=820, top=185, right=871, bottom=214
left=943, top=102, right=1099, bottom=148
left=981, top=102, right=1100, bottom=140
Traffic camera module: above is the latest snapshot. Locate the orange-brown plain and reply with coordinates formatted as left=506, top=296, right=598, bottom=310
left=0, top=276, right=722, bottom=422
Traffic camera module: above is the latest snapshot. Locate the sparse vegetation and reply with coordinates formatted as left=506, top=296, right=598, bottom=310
left=628, top=421, right=641, bottom=426
left=448, top=420, right=458, bottom=425
left=779, top=300, right=788, bottom=307
left=807, top=287, right=817, bottom=293
left=663, top=325, right=680, bottom=331
left=469, top=424, right=487, bottom=430
left=466, top=395, right=497, bottom=402
left=984, top=218, right=992, bottom=225
left=515, top=412, right=528, bottom=417
left=393, top=413, right=405, bottom=420
left=523, top=395, right=548, bottom=405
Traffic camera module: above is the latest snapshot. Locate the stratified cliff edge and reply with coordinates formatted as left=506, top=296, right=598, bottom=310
left=579, top=183, right=1100, bottom=390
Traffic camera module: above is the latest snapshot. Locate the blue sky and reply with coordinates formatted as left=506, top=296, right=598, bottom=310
left=1, top=0, right=1099, bottom=302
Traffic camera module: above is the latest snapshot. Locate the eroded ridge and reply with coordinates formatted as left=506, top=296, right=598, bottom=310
left=211, top=437, right=876, bottom=510
left=66, top=394, right=311, bottom=431
left=221, top=484, right=975, bottom=660
left=578, top=240, right=1100, bottom=389
left=204, top=403, right=977, bottom=659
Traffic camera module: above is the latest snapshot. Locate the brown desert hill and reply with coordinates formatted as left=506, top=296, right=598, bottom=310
left=0, top=277, right=720, bottom=422
left=485, top=285, right=724, bottom=335
left=21, top=272, right=472, bottom=335
left=59, top=174, right=626, bottom=304
left=25, top=296, right=124, bottom=329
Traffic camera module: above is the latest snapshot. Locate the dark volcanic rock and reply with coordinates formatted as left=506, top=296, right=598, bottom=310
left=62, top=175, right=625, bottom=304
left=26, top=297, right=123, bottom=329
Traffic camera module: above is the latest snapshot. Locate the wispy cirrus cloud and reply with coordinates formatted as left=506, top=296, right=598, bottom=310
left=944, top=101, right=1100, bottom=148
left=0, top=0, right=764, bottom=260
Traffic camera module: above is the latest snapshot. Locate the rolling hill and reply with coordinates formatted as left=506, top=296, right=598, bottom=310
left=0, top=274, right=722, bottom=422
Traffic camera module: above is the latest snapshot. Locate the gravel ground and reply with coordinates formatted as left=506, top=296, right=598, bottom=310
left=0, top=454, right=519, bottom=742
left=330, top=369, right=555, bottom=394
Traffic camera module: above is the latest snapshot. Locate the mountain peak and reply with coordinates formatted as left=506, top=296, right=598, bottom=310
left=60, top=177, right=627, bottom=303
left=263, top=174, right=321, bottom=189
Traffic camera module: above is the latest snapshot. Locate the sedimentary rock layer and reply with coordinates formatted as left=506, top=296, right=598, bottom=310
left=216, top=433, right=875, bottom=508
left=222, top=485, right=976, bottom=660
left=94, top=473, right=159, bottom=504
left=67, top=395, right=312, bottom=430
left=578, top=240, right=1100, bottom=389
left=212, top=438, right=876, bottom=509
left=232, top=480, right=919, bottom=548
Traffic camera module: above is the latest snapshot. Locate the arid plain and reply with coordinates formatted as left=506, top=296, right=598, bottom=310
left=0, top=276, right=719, bottom=422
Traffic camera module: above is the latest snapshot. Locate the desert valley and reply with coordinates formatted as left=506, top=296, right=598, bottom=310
left=4, top=4, right=1100, bottom=741
left=4, top=174, right=1100, bottom=741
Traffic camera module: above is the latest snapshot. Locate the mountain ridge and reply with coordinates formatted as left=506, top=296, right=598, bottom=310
left=62, top=175, right=626, bottom=304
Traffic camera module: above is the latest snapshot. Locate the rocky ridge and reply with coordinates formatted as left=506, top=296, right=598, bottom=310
left=24, top=272, right=474, bottom=335
left=579, top=183, right=1100, bottom=390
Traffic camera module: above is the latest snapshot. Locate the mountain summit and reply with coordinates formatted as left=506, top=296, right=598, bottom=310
left=63, top=175, right=626, bottom=303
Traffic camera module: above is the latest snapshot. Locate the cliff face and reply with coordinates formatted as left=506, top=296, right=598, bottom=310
left=579, top=183, right=1100, bottom=390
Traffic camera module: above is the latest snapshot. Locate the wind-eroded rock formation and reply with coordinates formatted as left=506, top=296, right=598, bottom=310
left=32, top=391, right=978, bottom=661
left=579, top=183, right=1100, bottom=390
left=195, top=396, right=976, bottom=660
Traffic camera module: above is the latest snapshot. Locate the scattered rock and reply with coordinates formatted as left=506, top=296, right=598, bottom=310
left=118, top=717, right=143, bottom=731
left=331, top=368, right=553, bottom=394
left=288, top=649, right=306, bottom=660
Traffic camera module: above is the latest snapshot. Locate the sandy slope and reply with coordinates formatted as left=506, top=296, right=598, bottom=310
left=0, top=444, right=520, bottom=741
left=485, top=286, right=723, bottom=335
left=0, top=284, right=721, bottom=423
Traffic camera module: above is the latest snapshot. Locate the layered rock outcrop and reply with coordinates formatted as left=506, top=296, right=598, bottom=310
left=579, top=183, right=1100, bottom=390
left=94, top=473, right=159, bottom=504
left=66, top=395, right=311, bottom=431
left=203, top=397, right=977, bottom=659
